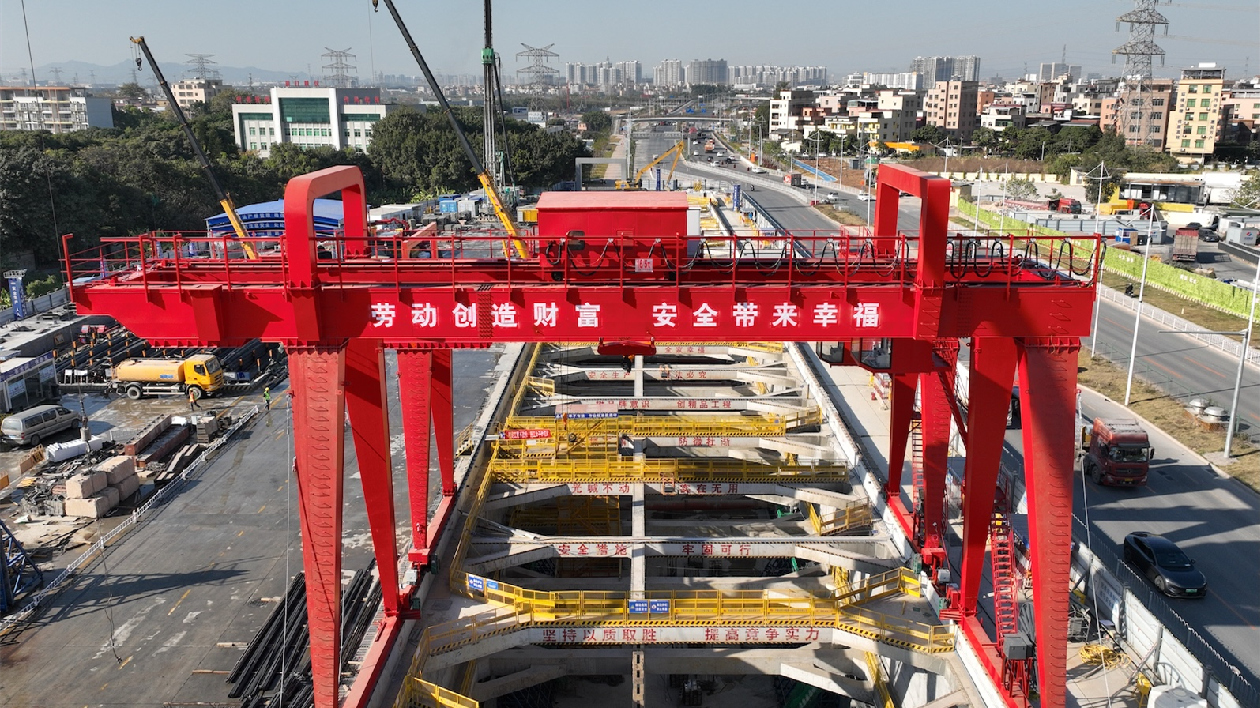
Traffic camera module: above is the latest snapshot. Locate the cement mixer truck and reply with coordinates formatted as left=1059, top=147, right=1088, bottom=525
left=111, top=354, right=225, bottom=400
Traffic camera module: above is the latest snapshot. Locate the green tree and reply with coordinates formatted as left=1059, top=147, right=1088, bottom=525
left=581, top=110, right=611, bottom=134
left=1005, top=177, right=1039, bottom=201
left=114, top=82, right=147, bottom=101
left=1233, top=173, right=1260, bottom=209
left=912, top=125, right=946, bottom=144
left=972, top=127, right=999, bottom=155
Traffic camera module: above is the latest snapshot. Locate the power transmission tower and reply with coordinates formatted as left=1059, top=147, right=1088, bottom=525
left=48, top=67, right=63, bottom=85
left=321, top=48, right=358, bottom=88
left=1112, top=0, right=1169, bottom=147
left=186, top=53, right=221, bottom=81
left=516, top=43, right=559, bottom=93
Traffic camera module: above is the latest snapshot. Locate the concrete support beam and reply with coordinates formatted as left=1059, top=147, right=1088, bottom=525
left=631, top=484, right=646, bottom=599
left=633, top=355, right=644, bottom=398
left=781, top=662, right=877, bottom=704
left=467, top=664, right=567, bottom=702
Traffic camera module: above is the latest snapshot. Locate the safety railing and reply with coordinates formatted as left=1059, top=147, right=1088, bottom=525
left=488, top=457, right=849, bottom=484
left=395, top=676, right=479, bottom=708
left=820, top=504, right=876, bottom=536
left=867, top=653, right=897, bottom=708
left=65, top=229, right=1103, bottom=293
left=499, top=414, right=789, bottom=439
left=524, top=377, right=555, bottom=395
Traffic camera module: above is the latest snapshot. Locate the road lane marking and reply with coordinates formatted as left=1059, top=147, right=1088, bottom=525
left=1186, top=358, right=1224, bottom=378
left=257, top=505, right=266, bottom=513
left=167, top=589, right=191, bottom=616
left=1146, top=358, right=1183, bottom=379
left=118, top=655, right=132, bottom=669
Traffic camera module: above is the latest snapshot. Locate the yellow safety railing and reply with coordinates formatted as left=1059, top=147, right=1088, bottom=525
left=501, top=414, right=789, bottom=438
left=867, top=652, right=897, bottom=708
left=489, top=457, right=849, bottom=484
left=806, top=501, right=824, bottom=534
left=525, top=377, right=555, bottom=395
left=819, top=504, right=875, bottom=536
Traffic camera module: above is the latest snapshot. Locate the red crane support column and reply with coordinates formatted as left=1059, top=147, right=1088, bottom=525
left=1017, top=337, right=1081, bottom=708
left=397, top=350, right=433, bottom=563
left=885, top=372, right=917, bottom=536
left=918, top=369, right=951, bottom=569
left=343, top=337, right=401, bottom=615
left=288, top=345, right=347, bottom=708
left=432, top=348, right=456, bottom=496
left=958, top=337, right=1018, bottom=614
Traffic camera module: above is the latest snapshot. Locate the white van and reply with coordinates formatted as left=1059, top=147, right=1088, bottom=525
left=1, top=404, right=81, bottom=447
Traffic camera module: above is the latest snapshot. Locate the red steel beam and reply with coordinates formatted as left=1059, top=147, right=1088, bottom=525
left=397, top=350, right=434, bottom=563
left=1017, top=337, right=1081, bottom=708
left=288, top=345, right=347, bottom=708
left=958, top=337, right=1018, bottom=614
left=344, top=338, right=401, bottom=615
left=918, top=369, right=951, bottom=571
left=432, top=349, right=456, bottom=497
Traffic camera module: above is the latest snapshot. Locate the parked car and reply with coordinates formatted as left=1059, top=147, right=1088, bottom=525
left=1123, top=532, right=1207, bottom=598
left=1, top=404, right=82, bottom=447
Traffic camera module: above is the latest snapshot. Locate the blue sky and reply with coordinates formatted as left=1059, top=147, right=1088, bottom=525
left=2, top=0, right=1256, bottom=83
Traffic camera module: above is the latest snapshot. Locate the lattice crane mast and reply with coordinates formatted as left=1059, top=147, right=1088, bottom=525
left=371, top=0, right=527, bottom=259
left=129, top=36, right=256, bottom=259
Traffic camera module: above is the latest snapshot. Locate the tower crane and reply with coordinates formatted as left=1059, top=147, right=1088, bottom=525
left=371, top=0, right=527, bottom=259
left=129, top=37, right=256, bottom=259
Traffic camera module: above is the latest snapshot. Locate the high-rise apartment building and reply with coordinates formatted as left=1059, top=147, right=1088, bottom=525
left=924, top=80, right=978, bottom=140
left=687, top=59, right=728, bottom=86
left=654, top=60, right=686, bottom=88
left=0, top=86, right=113, bottom=132
left=1037, top=63, right=1082, bottom=82
left=1168, top=63, right=1228, bottom=161
left=910, top=56, right=981, bottom=83
left=862, top=72, right=923, bottom=91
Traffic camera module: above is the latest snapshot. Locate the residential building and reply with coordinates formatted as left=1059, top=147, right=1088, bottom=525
left=911, top=55, right=981, bottom=83
left=768, top=89, right=815, bottom=135
left=687, top=58, right=729, bottom=86
left=0, top=86, right=113, bottom=132
left=924, top=80, right=978, bottom=140
left=1168, top=63, right=1227, bottom=160
left=171, top=78, right=223, bottom=110
left=1038, top=62, right=1082, bottom=82
left=1106, top=79, right=1174, bottom=148
left=862, top=72, right=922, bottom=90
left=976, top=90, right=997, bottom=115
left=730, top=65, right=826, bottom=88
left=230, top=86, right=395, bottom=158
left=1221, top=79, right=1260, bottom=129
left=653, top=60, right=686, bottom=88
left=980, top=104, right=1026, bottom=131
left=876, top=89, right=924, bottom=141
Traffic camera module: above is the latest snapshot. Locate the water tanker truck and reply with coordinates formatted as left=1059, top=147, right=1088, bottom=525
left=112, top=354, right=225, bottom=400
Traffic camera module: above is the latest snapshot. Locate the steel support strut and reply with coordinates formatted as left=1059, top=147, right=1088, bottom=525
left=918, top=369, right=951, bottom=571
left=959, top=338, right=1018, bottom=614
left=432, top=348, right=456, bottom=496
left=1017, top=337, right=1081, bottom=708
left=288, top=346, right=347, bottom=708
left=397, top=350, right=434, bottom=563
left=344, top=338, right=401, bottom=615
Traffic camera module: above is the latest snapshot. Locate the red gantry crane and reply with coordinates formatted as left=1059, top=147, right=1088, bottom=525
left=62, top=163, right=1100, bottom=708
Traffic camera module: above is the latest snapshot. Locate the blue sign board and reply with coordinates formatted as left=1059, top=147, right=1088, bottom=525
left=733, top=184, right=742, bottom=211
left=468, top=575, right=485, bottom=591
left=486, top=579, right=500, bottom=591
left=649, top=599, right=671, bottom=613
left=7, top=277, right=24, bottom=320
left=628, top=600, right=650, bottom=614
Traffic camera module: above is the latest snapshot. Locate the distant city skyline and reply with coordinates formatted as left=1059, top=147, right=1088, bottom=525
left=1, top=0, right=1256, bottom=87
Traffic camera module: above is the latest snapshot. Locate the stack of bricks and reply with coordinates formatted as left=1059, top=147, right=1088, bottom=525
left=64, top=456, right=139, bottom=519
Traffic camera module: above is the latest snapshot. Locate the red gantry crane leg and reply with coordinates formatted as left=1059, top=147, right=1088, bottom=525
left=63, top=162, right=1100, bottom=708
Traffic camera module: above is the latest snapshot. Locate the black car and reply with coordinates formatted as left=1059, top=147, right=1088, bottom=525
left=1123, top=532, right=1207, bottom=598
left=1199, top=229, right=1220, bottom=243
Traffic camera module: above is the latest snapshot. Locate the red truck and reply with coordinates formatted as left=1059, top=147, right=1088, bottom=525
left=1080, top=418, right=1153, bottom=486
left=1172, top=228, right=1200, bottom=263
left=1050, top=197, right=1081, bottom=214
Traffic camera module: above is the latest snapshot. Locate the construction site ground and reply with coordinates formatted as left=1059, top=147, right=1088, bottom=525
left=0, top=348, right=506, bottom=708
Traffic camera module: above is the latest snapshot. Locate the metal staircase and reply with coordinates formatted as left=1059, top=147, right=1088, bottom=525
left=991, top=512, right=1019, bottom=646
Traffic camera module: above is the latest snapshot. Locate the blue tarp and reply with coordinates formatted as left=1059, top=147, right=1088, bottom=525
left=206, top=198, right=346, bottom=238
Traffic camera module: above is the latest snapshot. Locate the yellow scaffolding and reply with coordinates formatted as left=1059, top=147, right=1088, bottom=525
left=489, top=457, right=849, bottom=484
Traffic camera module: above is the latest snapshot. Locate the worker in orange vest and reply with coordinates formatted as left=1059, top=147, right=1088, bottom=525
left=188, top=388, right=201, bottom=411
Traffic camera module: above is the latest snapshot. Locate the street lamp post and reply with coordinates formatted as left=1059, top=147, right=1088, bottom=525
left=1123, top=206, right=1158, bottom=406
left=1223, top=255, right=1260, bottom=459
left=1087, top=160, right=1111, bottom=356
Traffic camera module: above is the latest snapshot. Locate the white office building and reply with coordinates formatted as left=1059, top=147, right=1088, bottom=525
left=230, top=85, right=396, bottom=158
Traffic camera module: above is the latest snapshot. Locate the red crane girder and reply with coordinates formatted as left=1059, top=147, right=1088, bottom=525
left=60, top=164, right=1095, bottom=708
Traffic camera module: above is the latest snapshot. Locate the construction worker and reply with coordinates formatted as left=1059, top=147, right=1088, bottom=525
left=188, top=387, right=201, bottom=411
left=263, top=386, right=271, bottom=411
